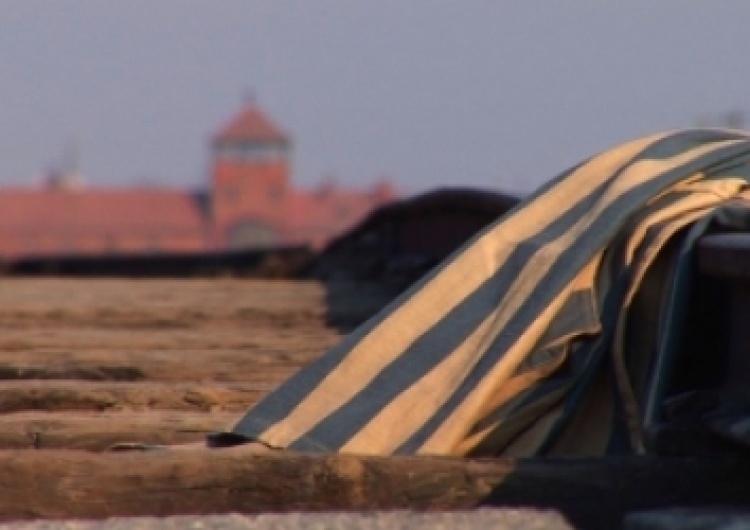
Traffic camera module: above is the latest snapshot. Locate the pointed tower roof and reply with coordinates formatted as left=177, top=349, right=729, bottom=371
left=213, top=103, right=289, bottom=144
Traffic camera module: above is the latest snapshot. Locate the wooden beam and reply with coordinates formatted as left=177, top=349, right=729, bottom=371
left=0, top=449, right=746, bottom=528
left=0, top=411, right=236, bottom=450
left=0, top=358, right=303, bottom=383
left=0, top=381, right=265, bottom=414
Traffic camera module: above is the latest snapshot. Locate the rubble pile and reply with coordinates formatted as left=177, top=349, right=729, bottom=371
left=309, top=188, right=520, bottom=291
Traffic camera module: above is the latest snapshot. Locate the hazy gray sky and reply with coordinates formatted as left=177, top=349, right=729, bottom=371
left=2, top=2, right=750, bottom=195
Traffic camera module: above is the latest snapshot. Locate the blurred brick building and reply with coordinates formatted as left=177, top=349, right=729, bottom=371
left=0, top=104, right=396, bottom=258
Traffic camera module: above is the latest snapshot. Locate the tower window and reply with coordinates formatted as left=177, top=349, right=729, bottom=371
left=214, top=141, right=287, bottom=163
left=268, top=185, right=284, bottom=202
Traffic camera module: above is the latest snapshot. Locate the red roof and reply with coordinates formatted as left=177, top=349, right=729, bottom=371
left=0, top=188, right=204, bottom=233
left=0, top=188, right=208, bottom=257
left=281, top=184, right=396, bottom=248
left=213, top=104, right=289, bottom=144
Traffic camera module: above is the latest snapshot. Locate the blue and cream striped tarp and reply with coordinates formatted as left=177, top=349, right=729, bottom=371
left=229, top=129, right=750, bottom=457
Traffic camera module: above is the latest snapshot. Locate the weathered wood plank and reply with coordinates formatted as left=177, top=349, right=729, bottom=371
left=0, top=329, right=334, bottom=382
left=0, top=357, right=305, bottom=383
left=0, top=278, right=390, bottom=333
left=0, top=411, right=236, bottom=450
left=0, top=279, right=329, bottom=320
left=0, top=381, right=264, bottom=413
left=0, top=278, right=745, bottom=529
left=0, top=450, right=745, bottom=529
left=0, top=279, right=383, bottom=386
left=0, top=326, right=338, bottom=354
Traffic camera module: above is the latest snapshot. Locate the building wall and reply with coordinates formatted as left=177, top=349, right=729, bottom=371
left=0, top=104, right=396, bottom=259
left=211, top=158, right=289, bottom=246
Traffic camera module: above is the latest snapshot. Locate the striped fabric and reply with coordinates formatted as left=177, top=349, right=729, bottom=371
left=230, top=129, right=750, bottom=457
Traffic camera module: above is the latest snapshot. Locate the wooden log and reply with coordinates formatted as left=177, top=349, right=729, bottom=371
left=0, top=411, right=236, bottom=451
left=0, top=328, right=334, bottom=383
left=0, top=331, right=333, bottom=382
left=0, top=381, right=265, bottom=413
left=0, top=358, right=304, bottom=383
left=0, top=278, right=397, bottom=331
left=0, top=327, right=338, bottom=356
left=0, top=449, right=746, bottom=528
left=0, top=279, right=329, bottom=320
left=0, top=278, right=391, bottom=332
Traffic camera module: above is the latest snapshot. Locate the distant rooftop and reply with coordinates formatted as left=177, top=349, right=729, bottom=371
left=213, top=103, right=289, bottom=145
